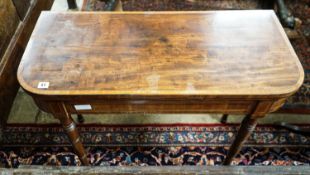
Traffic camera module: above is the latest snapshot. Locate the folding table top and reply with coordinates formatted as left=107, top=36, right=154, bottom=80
left=18, top=11, right=303, bottom=98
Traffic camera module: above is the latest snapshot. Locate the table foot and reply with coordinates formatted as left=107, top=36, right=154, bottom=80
left=58, top=115, right=89, bottom=166
left=223, top=114, right=258, bottom=165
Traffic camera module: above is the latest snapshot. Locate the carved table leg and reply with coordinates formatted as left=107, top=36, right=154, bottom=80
left=223, top=114, right=258, bottom=165
left=53, top=103, right=89, bottom=166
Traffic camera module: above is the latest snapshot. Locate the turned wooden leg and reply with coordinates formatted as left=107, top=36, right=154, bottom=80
left=220, top=114, right=229, bottom=124
left=53, top=103, right=89, bottom=165
left=58, top=115, right=89, bottom=165
left=223, top=114, right=258, bottom=165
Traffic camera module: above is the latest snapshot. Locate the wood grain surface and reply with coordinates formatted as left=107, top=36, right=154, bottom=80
left=18, top=11, right=304, bottom=97
left=17, top=11, right=305, bottom=165
left=0, top=0, right=19, bottom=60
left=0, top=0, right=54, bottom=126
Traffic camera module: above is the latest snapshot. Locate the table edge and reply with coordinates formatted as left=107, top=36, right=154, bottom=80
left=17, top=10, right=305, bottom=98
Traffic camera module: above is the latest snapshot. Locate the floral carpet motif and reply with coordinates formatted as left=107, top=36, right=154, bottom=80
left=82, top=0, right=310, bottom=113
left=2, top=124, right=310, bottom=146
left=0, top=124, right=309, bottom=167
left=283, top=0, right=310, bottom=113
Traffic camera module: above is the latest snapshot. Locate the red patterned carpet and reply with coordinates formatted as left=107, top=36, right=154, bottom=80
left=283, top=0, right=310, bottom=113
left=0, top=124, right=309, bottom=167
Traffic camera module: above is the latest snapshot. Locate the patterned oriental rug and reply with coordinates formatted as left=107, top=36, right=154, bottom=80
left=82, top=0, right=310, bottom=113
left=0, top=124, right=309, bottom=167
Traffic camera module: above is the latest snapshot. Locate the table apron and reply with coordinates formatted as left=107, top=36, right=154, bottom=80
left=32, top=96, right=286, bottom=115
left=66, top=101, right=255, bottom=114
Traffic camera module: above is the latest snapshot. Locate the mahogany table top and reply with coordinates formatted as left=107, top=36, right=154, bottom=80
left=17, top=11, right=304, bottom=98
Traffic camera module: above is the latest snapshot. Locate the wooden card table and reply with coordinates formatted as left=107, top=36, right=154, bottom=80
left=17, top=11, right=304, bottom=165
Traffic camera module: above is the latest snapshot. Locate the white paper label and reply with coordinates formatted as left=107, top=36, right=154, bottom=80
left=74, top=104, right=92, bottom=110
left=37, top=82, right=49, bottom=89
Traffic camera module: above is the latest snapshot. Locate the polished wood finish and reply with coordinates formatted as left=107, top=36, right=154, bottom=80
left=0, top=0, right=54, bottom=131
left=12, top=0, right=31, bottom=20
left=0, top=0, right=19, bottom=130
left=223, top=114, right=258, bottom=165
left=18, top=11, right=303, bottom=97
left=52, top=102, right=89, bottom=165
left=17, top=11, right=304, bottom=165
left=0, top=0, right=19, bottom=60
